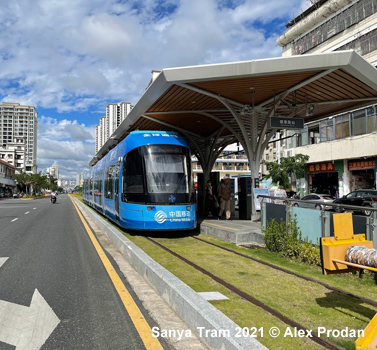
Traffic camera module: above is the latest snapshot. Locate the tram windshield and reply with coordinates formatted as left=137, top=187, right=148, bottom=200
left=144, top=146, right=189, bottom=194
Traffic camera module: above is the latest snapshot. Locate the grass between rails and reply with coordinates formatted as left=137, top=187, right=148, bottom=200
left=124, top=233, right=377, bottom=350
left=125, top=233, right=323, bottom=350
left=199, top=235, right=377, bottom=299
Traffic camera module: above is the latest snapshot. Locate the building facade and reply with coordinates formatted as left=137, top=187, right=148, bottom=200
left=0, top=137, right=26, bottom=173
left=76, top=172, right=83, bottom=187
left=0, top=159, right=16, bottom=196
left=275, top=0, right=377, bottom=196
left=0, top=102, right=38, bottom=173
left=192, top=143, right=251, bottom=183
left=47, top=161, right=59, bottom=179
left=95, top=102, right=132, bottom=154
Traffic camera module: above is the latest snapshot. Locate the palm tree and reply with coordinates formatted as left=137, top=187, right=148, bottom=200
left=30, top=173, right=50, bottom=195
left=13, top=172, right=32, bottom=194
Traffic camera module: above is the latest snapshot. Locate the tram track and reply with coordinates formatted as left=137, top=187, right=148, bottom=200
left=145, top=236, right=346, bottom=350
left=192, top=236, right=377, bottom=309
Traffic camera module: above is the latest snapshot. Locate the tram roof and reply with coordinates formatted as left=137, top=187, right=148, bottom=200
left=90, top=50, right=377, bottom=166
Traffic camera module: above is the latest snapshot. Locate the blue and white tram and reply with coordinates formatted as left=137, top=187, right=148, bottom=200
left=83, top=131, right=196, bottom=230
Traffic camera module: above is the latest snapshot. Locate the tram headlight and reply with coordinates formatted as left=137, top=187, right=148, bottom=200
left=186, top=206, right=191, bottom=211
left=147, top=206, right=152, bottom=211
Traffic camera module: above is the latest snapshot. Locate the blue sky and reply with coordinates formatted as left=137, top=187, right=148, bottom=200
left=0, top=0, right=310, bottom=179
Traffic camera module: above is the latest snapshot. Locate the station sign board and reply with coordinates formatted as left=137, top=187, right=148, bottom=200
left=268, top=117, right=304, bottom=129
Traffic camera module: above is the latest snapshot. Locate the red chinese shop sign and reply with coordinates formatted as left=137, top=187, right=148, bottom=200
left=348, top=159, right=375, bottom=170
left=308, top=162, right=335, bottom=173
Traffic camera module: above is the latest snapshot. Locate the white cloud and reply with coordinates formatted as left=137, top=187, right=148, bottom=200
left=0, top=0, right=306, bottom=178
left=0, top=0, right=304, bottom=110
left=37, top=116, right=95, bottom=179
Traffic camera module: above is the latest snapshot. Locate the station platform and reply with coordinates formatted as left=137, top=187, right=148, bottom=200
left=199, top=216, right=265, bottom=245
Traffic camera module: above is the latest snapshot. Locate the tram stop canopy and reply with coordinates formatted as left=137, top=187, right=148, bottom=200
left=90, top=50, right=377, bottom=217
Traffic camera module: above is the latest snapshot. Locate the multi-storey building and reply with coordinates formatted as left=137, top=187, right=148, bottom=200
left=47, top=161, right=59, bottom=179
left=192, top=144, right=251, bottom=183
left=0, top=137, right=26, bottom=173
left=76, top=172, right=83, bottom=187
left=0, top=159, right=16, bottom=196
left=274, top=0, right=377, bottom=197
left=95, top=102, right=132, bottom=153
left=0, top=102, right=37, bottom=173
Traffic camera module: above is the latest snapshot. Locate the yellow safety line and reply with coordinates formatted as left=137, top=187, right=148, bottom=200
left=203, top=222, right=239, bottom=231
left=70, top=198, right=163, bottom=350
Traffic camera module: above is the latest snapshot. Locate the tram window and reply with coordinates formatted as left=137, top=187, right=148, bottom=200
left=115, top=159, right=121, bottom=194
left=93, top=174, right=98, bottom=196
left=123, top=149, right=144, bottom=193
left=98, top=171, right=103, bottom=196
left=105, top=165, right=115, bottom=199
left=89, top=176, right=93, bottom=195
left=144, top=153, right=188, bottom=194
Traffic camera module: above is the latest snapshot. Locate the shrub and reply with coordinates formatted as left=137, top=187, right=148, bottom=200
left=264, top=216, right=321, bottom=266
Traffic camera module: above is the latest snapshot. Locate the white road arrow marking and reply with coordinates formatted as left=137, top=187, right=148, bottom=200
left=0, top=289, right=60, bottom=350
left=0, top=257, right=8, bottom=269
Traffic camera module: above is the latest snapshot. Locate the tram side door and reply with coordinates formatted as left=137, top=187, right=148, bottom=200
left=114, top=158, right=121, bottom=222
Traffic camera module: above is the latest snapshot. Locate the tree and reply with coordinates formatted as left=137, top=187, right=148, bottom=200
left=13, top=172, right=52, bottom=195
left=13, top=172, right=32, bottom=194
left=30, top=173, right=50, bottom=194
left=262, top=154, right=309, bottom=190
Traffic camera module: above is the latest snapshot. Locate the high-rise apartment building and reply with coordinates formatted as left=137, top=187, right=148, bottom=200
left=95, top=102, right=132, bottom=154
left=107, top=102, right=132, bottom=137
left=47, top=161, right=59, bottom=179
left=0, top=102, right=38, bottom=173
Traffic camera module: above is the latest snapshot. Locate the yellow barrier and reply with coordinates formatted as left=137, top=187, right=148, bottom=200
left=319, top=213, right=377, bottom=349
left=355, top=313, right=377, bottom=350
left=320, top=213, right=374, bottom=275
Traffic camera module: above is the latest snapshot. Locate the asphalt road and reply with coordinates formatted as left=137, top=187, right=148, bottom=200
left=0, top=194, right=169, bottom=350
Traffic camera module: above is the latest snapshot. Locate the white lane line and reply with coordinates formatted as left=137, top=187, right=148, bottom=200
left=25, top=211, right=30, bottom=215
left=0, top=206, right=28, bottom=209
left=11, top=218, right=18, bottom=222
left=33, top=207, right=36, bottom=210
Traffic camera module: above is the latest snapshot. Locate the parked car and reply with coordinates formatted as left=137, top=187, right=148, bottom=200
left=293, top=194, right=334, bottom=210
left=267, top=188, right=287, bottom=205
left=332, top=189, right=377, bottom=216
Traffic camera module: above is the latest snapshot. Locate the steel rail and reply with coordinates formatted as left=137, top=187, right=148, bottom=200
left=192, top=236, right=377, bottom=308
left=145, top=237, right=345, bottom=350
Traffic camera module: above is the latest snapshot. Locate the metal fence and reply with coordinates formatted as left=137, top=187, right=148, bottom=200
left=259, top=196, right=377, bottom=249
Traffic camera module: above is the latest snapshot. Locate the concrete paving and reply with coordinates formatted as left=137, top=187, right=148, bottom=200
left=200, top=218, right=265, bottom=245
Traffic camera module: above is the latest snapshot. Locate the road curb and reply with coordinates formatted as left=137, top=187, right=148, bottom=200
left=72, top=198, right=267, bottom=350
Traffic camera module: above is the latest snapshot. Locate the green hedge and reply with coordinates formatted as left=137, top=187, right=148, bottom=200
left=264, top=217, right=321, bottom=266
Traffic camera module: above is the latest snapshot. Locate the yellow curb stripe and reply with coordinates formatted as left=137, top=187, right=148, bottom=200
left=70, top=198, right=163, bottom=350
left=203, top=222, right=239, bottom=231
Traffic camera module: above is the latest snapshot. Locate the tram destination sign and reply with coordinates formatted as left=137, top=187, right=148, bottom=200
left=268, top=117, right=304, bottom=129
